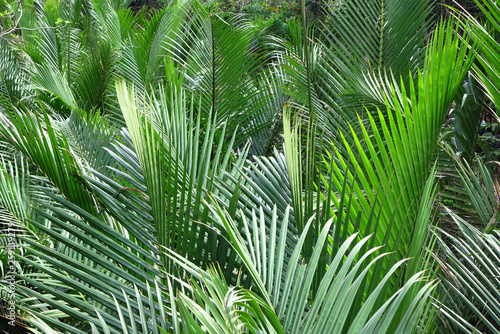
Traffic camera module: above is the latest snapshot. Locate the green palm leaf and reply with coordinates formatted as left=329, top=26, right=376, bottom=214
left=322, top=0, right=432, bottom=82
left=0, top=101, right=96, bottom=215
left=0, top=39, right=28, bottom=104
left=15, top=190, right=164, bottom=333
left=435, top=207, right=500, bottom=333
left=321, top=17, right=471, bottom=331
left=171, top=202, right=438, bottom=333
left=168, top=2, right=269, bottom=148
left=116, top=78, right=242, bottom=275
left=465, top=0, right=500, bottom=123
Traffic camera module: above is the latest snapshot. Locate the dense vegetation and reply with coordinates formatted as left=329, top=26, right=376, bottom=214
left=0, top=0, right=498, bottom=333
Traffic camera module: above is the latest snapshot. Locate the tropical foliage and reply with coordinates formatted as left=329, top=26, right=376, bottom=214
left=0, top=0, right=498, bottom=333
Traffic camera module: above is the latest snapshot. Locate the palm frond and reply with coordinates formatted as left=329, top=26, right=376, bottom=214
left=58, top=109, right=117, bottom=177
left=457, top=158, right=499, bottom=230
left=435, top=207, right=500, bottom=333
left=16, top=191, right=164, bottom=333
left=168, top=2, right=268, bottom=148
left=322, top=0, right=432, bottom=81
left=178, top=264, right=281, bottom=334
left=180, top=202, right=438, bottom=333
left=321, top=17, right=471, bottom=331
left=73, top=42, right=115, bottom=112
left=464, top=0, right=500, bottom=122
left=0, top=39, right=28, bottom=104
left=95, top=280, right=169, bottom=334
left=30, top=63, right=76, bottom=111
left=0, top=100, right=96, bottom=215
left=116, top=79, right=242, bottom=276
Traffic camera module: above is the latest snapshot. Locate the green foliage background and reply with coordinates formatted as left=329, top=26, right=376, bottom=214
left=0, top=0, right=498, bottom=333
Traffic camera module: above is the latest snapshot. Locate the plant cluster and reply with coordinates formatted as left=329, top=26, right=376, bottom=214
left=224, top=0, right=301, bottom=39
left=0, top=0, right=498, bottom=333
